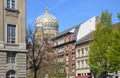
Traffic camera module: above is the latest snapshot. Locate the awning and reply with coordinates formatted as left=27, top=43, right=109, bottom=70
left=74, top=76, right=89, bottom=78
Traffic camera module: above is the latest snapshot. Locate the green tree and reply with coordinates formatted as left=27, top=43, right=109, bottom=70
left=117, top=13, right=120, bottom=21
left=89, top=11, right=120, bottom=78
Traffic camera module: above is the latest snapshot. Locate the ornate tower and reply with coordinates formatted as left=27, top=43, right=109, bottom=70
left=35, top=7, right=59, bottom=40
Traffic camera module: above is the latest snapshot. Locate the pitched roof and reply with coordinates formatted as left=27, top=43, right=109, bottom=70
left=53, top=24, right=81, bottom=40
left=76, top=31, right=94, bottom=44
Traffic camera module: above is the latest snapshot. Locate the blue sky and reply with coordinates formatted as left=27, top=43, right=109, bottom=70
left=27, top=0, right=120, bottom=32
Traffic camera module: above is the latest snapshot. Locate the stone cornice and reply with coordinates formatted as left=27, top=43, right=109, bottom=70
left=0, top=48, right=28, bottom=52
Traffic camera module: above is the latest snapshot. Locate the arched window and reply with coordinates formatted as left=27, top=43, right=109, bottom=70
left=6, top=70, right=15, bottom=78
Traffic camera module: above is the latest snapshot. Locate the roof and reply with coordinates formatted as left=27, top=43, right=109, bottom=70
left=53, top=24, right=81, bottom=40
left=52, top=16, right=98, bottom=42
left=37, top=7, right=57, bottom=20
left=76, top=22, right=120, bottom=44
left=37, top=13, right=57, bottom=20
left=76, top=31, right=94, bottom=44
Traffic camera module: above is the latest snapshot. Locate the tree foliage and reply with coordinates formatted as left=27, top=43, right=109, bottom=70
left=117, top=13, right=120, bottom=21
left=89, top=10, right=120, bottom=77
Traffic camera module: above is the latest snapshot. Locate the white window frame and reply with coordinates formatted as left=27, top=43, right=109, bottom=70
left=7, top=24, right=16, bottom=43
left=81, top=48, right=84, bottom=56
left=77, top=61, right=80, bottom=69
left=86, top=47, right=89, bottom=56
left=81, top=60, right=84, bottom=68
left=77, top=49, right=80, bottom=57
left=7, top=52, right=16, bottom=63
left=7, top=0, right=15, bottom=9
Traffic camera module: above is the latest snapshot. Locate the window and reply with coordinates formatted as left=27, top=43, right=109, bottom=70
left=7, top=0, right=15, bottom=9
left=66, top=54, right=69, bottom=61
left=60, top=55, right=64, bottom=62
left=81, top=49, right=84, bottom=56
left=7, top=52, right=16, bottom=63
left=86, top=47, right=88, bottom=56
left=77, top=61, right=80, bottom=69
left=58, top=47, right=64, bottom=53
left=72, top=64, right=75, bottom=72
left=72, top=53, right=75, bottom=60
left=81, top=60, right=84, bottom=68
left=66, top=45, right=69, bottom=51
left=72, top=44, right=75, bottom=49
left=66, top=35, right=69, bottom=42
left=7, top=24, right=16, bottom=43
left=77, top=49, right=80, bottom=57
left=78, top=73, right=81, bottom=76
left=58, top=38, right=64, bottom=45
left=66, top=65, right=68, bottom=73
left=85, top=59, right=89, bottom=68
left=6, top=70, right=15, bottom=78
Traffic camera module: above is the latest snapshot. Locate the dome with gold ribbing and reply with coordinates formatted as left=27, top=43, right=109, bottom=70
left=35, top=7, right=59, bottom=32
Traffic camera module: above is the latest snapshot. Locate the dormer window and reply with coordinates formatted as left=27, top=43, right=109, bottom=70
left=7, top=0, right=15, bottom=9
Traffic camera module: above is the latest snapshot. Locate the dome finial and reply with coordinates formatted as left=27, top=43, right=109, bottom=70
left=45, top=7, right=48, bottom=13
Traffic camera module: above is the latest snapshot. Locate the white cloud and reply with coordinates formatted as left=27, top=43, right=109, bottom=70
left=50, top=0, right=67, bottom=10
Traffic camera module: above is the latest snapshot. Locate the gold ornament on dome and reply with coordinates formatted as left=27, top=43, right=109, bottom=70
left=35, top=7, right=58, bottom=35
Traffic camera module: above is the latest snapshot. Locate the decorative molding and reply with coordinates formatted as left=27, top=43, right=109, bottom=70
left=5, top=8, right=19, bottom=17
left=6, top=64, right=17, bottom=71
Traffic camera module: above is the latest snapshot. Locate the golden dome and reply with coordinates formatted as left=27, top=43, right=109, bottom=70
left=35, top=7, right=59, bottom=39
left=36, top=7, right=58, bottom=27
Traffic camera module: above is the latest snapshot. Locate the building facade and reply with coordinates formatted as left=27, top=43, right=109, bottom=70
left=53, top=25, right=79, bottom=77
left=53, top=16, right=98, bottom=78
left=0, top=0, right=27, bottom=78
left=75, top=32, right=93, bottom=78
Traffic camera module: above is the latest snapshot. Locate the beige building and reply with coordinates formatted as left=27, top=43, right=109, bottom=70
left=0, top=0, right=27, bottom=78
left=75, top=32, right=93, bottom=78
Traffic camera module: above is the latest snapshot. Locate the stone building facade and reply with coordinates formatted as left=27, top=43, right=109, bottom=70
left=0, top=0, right=27, bottom=78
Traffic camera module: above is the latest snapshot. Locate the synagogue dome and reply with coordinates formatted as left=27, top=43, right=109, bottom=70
left=35, top=7, right=58, bottom=32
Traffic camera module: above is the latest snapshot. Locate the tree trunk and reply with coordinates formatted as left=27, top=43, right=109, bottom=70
left=34, top=69, right=37, bottom=78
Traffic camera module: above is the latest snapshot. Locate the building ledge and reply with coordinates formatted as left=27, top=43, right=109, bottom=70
left=53, top=40, right=75, bottom=48
left=0, top=48, right=28, bottom=52
left=76, top=68, right=90, bottom=70
left=5, top=8, right=19, bottom=13
left=5, top=8, right=19, bottom=17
